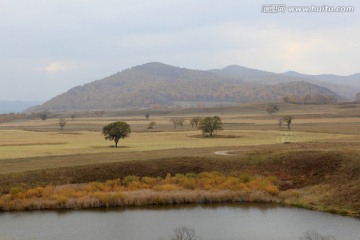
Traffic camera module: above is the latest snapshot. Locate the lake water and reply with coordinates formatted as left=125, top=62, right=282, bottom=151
left=0, top=203, right=359, bottom=240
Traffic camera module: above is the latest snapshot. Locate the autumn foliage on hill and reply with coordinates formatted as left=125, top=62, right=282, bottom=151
left=30, top=63, right=340, bottom=112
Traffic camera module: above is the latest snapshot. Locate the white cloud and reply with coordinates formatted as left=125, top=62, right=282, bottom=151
left=45, top=62, right=77, bottom=73
left=208, top=23, right=360, bottom=74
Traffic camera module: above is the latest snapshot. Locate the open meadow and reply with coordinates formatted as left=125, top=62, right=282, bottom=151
left=0, top=103, right=359, bottom=215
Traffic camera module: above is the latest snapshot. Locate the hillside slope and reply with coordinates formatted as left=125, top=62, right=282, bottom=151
left=283, top=71, right=360, bottom=98
left=213, top=65, right=358, bottom=99
left=28, top=63, right=341, bottom=112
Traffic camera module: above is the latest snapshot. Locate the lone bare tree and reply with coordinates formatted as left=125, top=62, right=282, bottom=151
left=171, top=226, right=198, bottom=240
left=58, top=118, right=67, bottom=130
left=189, top=117, right=202, bottom=128
left=71, top=111, right=76, bottom=120
left=278, top=117, right=284, bottom=129
left=147, top=121, right=156, bottom=129
left=169, top=117, right=185, bottom=129
left=283, top=115, right=293, bottom=130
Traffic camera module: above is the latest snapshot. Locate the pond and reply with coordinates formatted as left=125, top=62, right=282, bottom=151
left=0, top=203, right=359, bottom=240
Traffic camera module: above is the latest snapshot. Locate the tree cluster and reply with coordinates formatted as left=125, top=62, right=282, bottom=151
left=0, top=113, right=34, bottom=123
left=189, top=117, right=202, bottom=128
left=278, top=115, right=293, bottom=130
left=283, top=95, right=337, bottom=104
left=169, top=117, right=185, bottom=128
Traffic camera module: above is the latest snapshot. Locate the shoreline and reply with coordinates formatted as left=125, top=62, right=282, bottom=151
left=0, top=192, right=358, bottom=219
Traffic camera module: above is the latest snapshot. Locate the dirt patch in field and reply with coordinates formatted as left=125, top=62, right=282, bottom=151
left=188, top=134, right=242, bottom=139
left=246, top=151, right=343, bottom=189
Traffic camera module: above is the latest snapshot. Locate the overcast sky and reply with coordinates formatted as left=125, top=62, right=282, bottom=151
left=1, top=0, right=359, bottom=101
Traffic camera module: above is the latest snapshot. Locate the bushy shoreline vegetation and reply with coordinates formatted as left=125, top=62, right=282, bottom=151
left=0, top=172, right=279, bottom=211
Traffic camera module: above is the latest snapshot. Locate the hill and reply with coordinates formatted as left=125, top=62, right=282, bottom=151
left=213, top=65, right=359, bottom=100
left=283, top=71, right=360, bottom=89
left=28, top=62, right=342, bottom=112
left=282, top=71, right=360, bottom=98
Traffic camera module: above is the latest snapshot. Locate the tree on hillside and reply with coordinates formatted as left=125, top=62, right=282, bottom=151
left=266, top=103, right=279, bottom=114
left=102, top=121, right=131, bottom=147
left=58, top=118, right=67, bottom=130
left=190, top=117, right=202, bottom=128
left=356, top=92, right=360, bottom=104
left=170, top=117, right=185, bottom=129
left=198, top=116, right=223, bottom=136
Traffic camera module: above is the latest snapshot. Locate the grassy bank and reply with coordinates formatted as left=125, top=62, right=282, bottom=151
left=0, top=172, right=279, bottom=210
left=0, top=150, right=358, bottom=216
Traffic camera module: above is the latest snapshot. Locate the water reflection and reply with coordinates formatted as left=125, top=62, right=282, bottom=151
left=0, top=203, right=358, bottom=240
left=161, top=228, right=337, bottom=240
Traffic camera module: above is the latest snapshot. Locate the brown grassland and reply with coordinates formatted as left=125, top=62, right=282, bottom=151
left=0, top=103, right=359, bottom=216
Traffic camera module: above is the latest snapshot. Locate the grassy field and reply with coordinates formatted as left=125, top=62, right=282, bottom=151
left=0, top=103, right=359, bottom=215
left=0, top=129, right=350, bottom=160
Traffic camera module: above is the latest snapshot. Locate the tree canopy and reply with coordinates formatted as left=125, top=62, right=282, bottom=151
left=102, top=121, right=131, bottom=147
left=198, top=116, right=223, bottom=136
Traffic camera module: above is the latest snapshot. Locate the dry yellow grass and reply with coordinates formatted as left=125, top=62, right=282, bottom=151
left=0, top=129, right=351, bottom=159
left=0, top=172, right=279, bottom=210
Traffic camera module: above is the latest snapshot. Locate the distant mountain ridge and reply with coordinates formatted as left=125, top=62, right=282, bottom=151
left=283, top=71, right=360, bottom=89
left=27, top=62, right=357, bottom=112
left=213, top=65, right=359, bottom=99
left=0, top=100, right=44, bottom=114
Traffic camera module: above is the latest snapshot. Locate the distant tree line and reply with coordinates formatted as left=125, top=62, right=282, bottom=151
left=0, top=112, right=39, bottom=123
left=283, top=95, right=337, bottom=104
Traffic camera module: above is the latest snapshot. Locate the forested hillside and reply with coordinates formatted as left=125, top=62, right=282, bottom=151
left=213, top=65, right=359, bottom=100
left=28, top=62, right=341, bottom=112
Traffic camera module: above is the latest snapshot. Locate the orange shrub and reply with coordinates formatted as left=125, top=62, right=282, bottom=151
left=154, top=184, right=178, bottom=191
left=25, top=187, right=44, bottom=198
